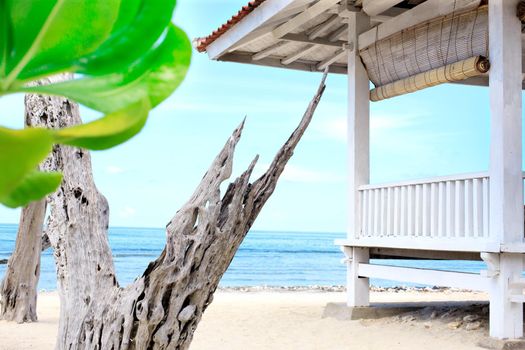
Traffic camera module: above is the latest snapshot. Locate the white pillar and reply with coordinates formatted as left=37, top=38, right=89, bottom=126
left=347, top=11, right=371, bottom=307
left=488, top=0, right=524, bottom=339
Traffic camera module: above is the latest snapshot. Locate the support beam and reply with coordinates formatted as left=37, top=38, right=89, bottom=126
left=252, top=41, right=291, bottom=60
left=328, top=24, right=348, bottom=42
left=281, top=33, right=347, bottom=47
left=487, top=0, right=524, bottom=340
left=358, top=0, right=482, bottom=50
left=347, top=11, right=371, bottom=308
left=272, top=0, right=341, bottom=39
left=362, top=0, right=404, bottom=17
left=358, top=263, right=490, bottom=291
left=307, top=14, right=340, bottom=39
left=281, top=44, right=317, bottom=65
left=317, top=47, right=347, bottom=70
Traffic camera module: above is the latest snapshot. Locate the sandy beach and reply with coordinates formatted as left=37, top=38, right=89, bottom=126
left=0, top=288, right=493, bottom=350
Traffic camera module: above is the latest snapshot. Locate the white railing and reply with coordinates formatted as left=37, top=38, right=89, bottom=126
left=357, top=173, right=490, bottom=240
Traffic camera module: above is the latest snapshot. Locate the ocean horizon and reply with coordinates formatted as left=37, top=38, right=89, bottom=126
left=0, top=223, right=487, bottom=291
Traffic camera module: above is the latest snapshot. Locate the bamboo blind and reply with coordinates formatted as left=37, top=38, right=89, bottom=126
left=360, top=5, right=489, bottom=100
left=370, top=56, right=489, bottom=101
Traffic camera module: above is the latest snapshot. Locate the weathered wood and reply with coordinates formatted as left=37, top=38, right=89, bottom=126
left=28, top=71, right=327, bottom=349
left=0, top=199, right=46, bottom=323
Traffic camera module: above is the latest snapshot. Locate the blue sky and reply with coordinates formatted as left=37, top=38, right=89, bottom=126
left=0, top=1, right=510, bottom=232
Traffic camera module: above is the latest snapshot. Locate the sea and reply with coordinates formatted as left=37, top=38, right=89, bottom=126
left=0, top=223, right=487, bottom=291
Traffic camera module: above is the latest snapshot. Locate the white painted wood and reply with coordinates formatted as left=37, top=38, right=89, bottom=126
left=488, top=0, right=524, bottom=339
left=446, top=181, right=455, bottom=238
left=482, top=177, right=490, bottom=238
left=430, top=182, right=438, bottom=237
left=380, top=188, right=386, bottom=236
left=407, top=185, right=415, bottom=236
left=273, top=0, right=341, bottom=39
left=362, top=0, right=403, bottom=17
left=358, top=0, right=482, bottom=50
left=438, top=182, right=446, bottom=237
left=415, top=184, right=422, bottom=236
left=336, top=238, right=501, bottom=253
left=386, top=187, right=393, bottom=236
left=281, top=44, right=317, bottom=64
left=454, top=180, right=465, bottom=237
left=308, top=14, right=340, bottom=39
left=206, top=0, right=299, bottom=59
left=393, top=186, right=400, bottom=235
left=464, top=179, right=473, bottom=237
left=281, top=33, right=347, bottom=47
left=345, top=247, right=370, bottom=306
left=422, top=183, right=430, bottom=237
left=362, top=190, right=368, bottom=237
left=400, top=186, right=407, bottom=236
left=359, top=172, right=488, bottom=190
left=473, top=178, right=483, bottom=238
left=328, top=25, right=348, bottom=42
left=252, top=41, right=291, bottom=60
left=347, top=11, right=370, bottom=308
left=358, top=263, right=490, bottom=291
left=317, top=47, right=348, bottom=70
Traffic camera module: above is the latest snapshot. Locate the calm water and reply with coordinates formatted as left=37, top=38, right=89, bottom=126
left=0, top=223, right=486, bottom=290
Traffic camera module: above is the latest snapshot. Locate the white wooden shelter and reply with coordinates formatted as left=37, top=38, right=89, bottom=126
left=196, top=0, right=525, bottom=339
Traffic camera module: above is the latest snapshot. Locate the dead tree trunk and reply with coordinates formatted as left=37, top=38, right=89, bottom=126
left=28, top=72, right=327, bottom=349
left=0, top=199, right=46, bottom=322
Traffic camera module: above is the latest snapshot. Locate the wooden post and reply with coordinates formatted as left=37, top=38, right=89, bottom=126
left=347, top=10, right=370, bottom=307
left=488, top=0, right=524, bottom=339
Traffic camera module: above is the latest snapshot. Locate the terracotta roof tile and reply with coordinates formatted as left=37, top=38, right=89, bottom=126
left=194, top=0, right=267, bottom=53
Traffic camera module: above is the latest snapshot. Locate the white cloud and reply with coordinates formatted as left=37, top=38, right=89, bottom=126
left=119, top=206, right=136, bottom=219
left=254, top=163, right=344, bottom=184
left=313, top=113, right=423, bottom=142
left=106, top=165, right=125, bottom=174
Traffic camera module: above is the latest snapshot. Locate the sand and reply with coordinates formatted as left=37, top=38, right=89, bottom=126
left=0, top=289, right=491, bottom=350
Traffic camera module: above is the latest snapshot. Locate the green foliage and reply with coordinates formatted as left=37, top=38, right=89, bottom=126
left=0, top=0, right=191, bottom=208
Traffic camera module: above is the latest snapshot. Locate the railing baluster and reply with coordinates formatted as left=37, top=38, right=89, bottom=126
left=422, top=183, right=429, bottom=236
left=380, top=188, right=386, bottom=236
left=455, top=180, right=465, bottom=237
left=482, top=177, right=490, bottom=238
left=368, top=188, right=373, bottom=237
left=472, top=178, right=483, bottom=237
left=386, top=187, right=393, bottom=236
left=394, top=187, right=400, bottom=236
left=374, top=188, right=380, bottom=237
left=415, top=185, right=422, bottom=236
left=361, top=190, right=368, bottom=238
left=438, top=182, right=446, bottom=237
left=464, top=179, right=473, bottom=237
left=401, top=186, right=407, bottom=236
left=446, top=181, right=455, bottom=238
left=407, top=185, right=415, bottom=236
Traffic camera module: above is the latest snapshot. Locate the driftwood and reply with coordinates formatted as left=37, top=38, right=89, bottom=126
left=25, top=71, right=327, bottom=349
left=0, top=199, right=46, bottom=322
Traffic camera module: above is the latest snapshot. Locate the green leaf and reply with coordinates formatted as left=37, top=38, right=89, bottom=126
left=78, top=0, right=177, bottom=76
left=0, top=127, right=54, bottom=203
left=2, top=171, right=62, bottom=208
left=23, top=24, right=191, bottom=113
left=2, top=0, right=121, bottom=88
left=52, top=100, right=149, bottom=150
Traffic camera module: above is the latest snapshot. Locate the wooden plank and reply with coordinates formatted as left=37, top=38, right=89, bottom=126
left=358, top=172, right=488, bottom=190
left=454, top=180, right=465, bottom=237
left=335, top=237, right=501, bottom=253
left=252, top=41, right=292, bottom=60
left=307, top=14, right=340, bottom=39
left=328, top=24, right=348, bottom=42
left=206, top=0, right=298, bottom=59
left=273, top=0, right=341, bottom=39
left=281, top=33, right=347, bottom=47
left=219, top=52, right=348, bottom=74
left=358, top=0, right=482, bottom=50
left=281, top=44, right=317, bottom=64
left=362, top=0, right=404, bottom=17
left=370, top=247, right=482, bottom=261
left=357, top=263, right=490, bottom=291
left=317, top=47, right=348, bottom=70
left=446, top=181, right=455, bottom=238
